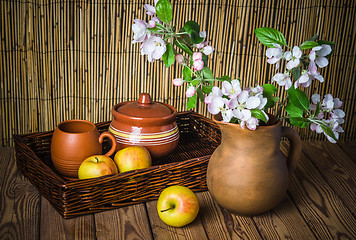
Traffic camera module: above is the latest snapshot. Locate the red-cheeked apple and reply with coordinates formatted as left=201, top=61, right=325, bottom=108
left=114, top=146, right=152, bottom=173
left=78, top=155, right=118, bottom=179
left=157, top=185, right=200, bottom=227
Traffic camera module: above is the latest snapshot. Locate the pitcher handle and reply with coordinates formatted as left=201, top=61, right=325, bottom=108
left=281, top=126, right=302, bottom=174
left=99, top=132, right=117, bottom=157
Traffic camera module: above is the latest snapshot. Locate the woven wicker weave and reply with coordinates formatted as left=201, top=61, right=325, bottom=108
left=14, top=111, right=221, bottom=219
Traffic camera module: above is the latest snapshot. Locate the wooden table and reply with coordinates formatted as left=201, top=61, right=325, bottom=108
left=1, top=141, right=355, bottom=239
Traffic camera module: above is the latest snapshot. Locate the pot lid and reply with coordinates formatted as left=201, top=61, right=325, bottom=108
left=116, top=93, right=173, bottom=118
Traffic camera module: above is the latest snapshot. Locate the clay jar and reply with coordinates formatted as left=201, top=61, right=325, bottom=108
left=206, top=114, right=302, bottom=216
left=109, top=93, right=179, bottom=159
left=51, top=120, right=117, bottom=179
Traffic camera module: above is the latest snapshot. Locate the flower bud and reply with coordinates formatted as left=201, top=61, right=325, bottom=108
left=193, top=52, right=203, bottom=61
left=203, top=46, right=214, bottom=55
left=173, top=78, right=184, bottom=86
left=193, top=59, right=204, bottom=71
left=186, top=86, right=196, bottom=98
left=175, top=54, right=184, bottom=64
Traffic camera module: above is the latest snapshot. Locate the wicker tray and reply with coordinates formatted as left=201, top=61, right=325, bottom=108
left=14, top=111, right=221, bottom=219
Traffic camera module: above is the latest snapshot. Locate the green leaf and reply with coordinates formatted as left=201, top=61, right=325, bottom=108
left=320, top=123, right=337, bottom=141
left=191, top=79, right=201, bottom=86
left=288, top=117, right=310, bottom=128
left=250, top=109, right=268, bottom=123
left=292, top=67, right=301, bottom=81
left=155, top=0, right=173, bottom=23
left=313, top=102, right=321, bottom=117
left=174, top=38, right=193, bottom=56
left=262, top=84, right=278, bottom=97
left=186, top=93, right=197, bottom=109
left=254, top=27, right=287, bottom=47
left=202, top=53, right=208, bottom=65
left=202, top=85, right=213, bottom=94
left=300, top=40, right=319, bottom=50
left=306, top=34, right=318, bottom=42
left=183, top=67, right=192, bottom=81
left=287, top=87, right=310, bottom=111
left=202, top=67, right=214, bottom=80
left=162, top=43, right=175, bottom=67
left=317, top=40, right=335, bottom=46
left=285, top=102, right=304, bottom=118
left=217, top=76, right=231, bottom=82
left=184, top=21, right=204, bottom=44
left=264, top=96, right=279, bottom=110
left=196, top=87, right=205, bottom=102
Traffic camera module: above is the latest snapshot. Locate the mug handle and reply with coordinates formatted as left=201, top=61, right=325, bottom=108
left=281, top=126, right=303, bottom=174
left=99, top=132, right=117, bottom=157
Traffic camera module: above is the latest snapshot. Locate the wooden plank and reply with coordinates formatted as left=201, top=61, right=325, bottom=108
left=94, top=204, right=153, bottom=240
left=40, top=197, right=96, bottom=240
left=0, top=147, right=40, bottom=240
left=301, top=141, right=356, bottom=214
left=146, top=199, right=208, bottom=240
left=337, top=141, right=356, bottom=162
left=281, top=142, right=356, bottom=239
left=196, top=191, right=262, bottom=240
left=253, top=195, right=316, bottom=240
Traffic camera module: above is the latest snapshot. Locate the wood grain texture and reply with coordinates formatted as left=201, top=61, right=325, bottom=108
left=253, top=195, right=316, bottom=240
left=337, top=141, right=356, bottom=163
left=301, top=141, right=356, bottom=215
left=40, top=197, right=96, bottom=240
left=94, top=204, right=153, bottom=240
left=281, top=142, right=356, bottom=240
left=146, top=199, right=208, bottom=240
left=0, top=147, right=40, bottom=240
left=197, top=191, right=262, bottom=240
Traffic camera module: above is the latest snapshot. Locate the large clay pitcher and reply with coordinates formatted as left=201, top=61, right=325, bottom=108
left=206, top=115, right=302, bottom=216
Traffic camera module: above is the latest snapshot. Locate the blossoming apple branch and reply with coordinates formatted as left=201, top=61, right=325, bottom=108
left=132, top=0, right=345, bottom=142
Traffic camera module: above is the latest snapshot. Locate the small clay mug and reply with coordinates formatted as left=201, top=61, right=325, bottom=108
left=51, top=119, right=116, bottom=179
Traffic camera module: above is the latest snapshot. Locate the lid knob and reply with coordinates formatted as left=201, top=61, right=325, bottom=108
left=138, top=93, right=152, bottom=106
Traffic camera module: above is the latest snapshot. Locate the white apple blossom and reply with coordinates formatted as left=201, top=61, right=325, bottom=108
left=206, top=96, right=225, bottom=115
left=271, top=72, right=292, bottom=90
left=148, top=17, right=161, bottom=28
left=186, top=85, right=196, bottom=98
left=322, top=94, right=335, bottom=110
left=175, top=54, right=184, bottom=64
left=143, top=0, right=159, bottom=15
left=284, top=46, right=302, bottom=70
left=294, top=61, right=324, bottom=88
left=193, top=52, right=203, bottom=61
left=173, top=78, right=184, bottom=86
left=203, top=46, right=214, bottom=55
left=266, top=43, right=283, bottom=70
left=309, top=44, right=332, bottom=68
left=193, top=59, right=204, bottom=71
left=132, top=19, right=149, bottom=43
left=222, top=80, right=241, bottom=99
left=195, top=32, right=208, bottom=49
left=141, top=35, right=166, bottom=62
left=221, top=108, right=233, bottom=122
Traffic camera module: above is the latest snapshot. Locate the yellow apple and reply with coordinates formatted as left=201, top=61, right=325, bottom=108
left=114, top=146, right=152, bottom=173
left=156, top=185, right=200, bottom=227
left=78, top=155, right=118, bottom=179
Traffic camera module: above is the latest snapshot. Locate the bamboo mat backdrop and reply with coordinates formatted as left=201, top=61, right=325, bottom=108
left=1, top=0, right=355, bottom=146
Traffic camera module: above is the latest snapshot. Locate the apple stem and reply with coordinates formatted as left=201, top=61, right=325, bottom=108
left=160, top=206, right=174, bottom=212
left=95, top=157, right=99, bottom=163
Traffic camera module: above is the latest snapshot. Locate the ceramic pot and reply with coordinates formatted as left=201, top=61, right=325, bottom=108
left=109, top=93, right=179, bottom=159
left=51, top=119, right=117, bottom=179
left=206, top=115, right=302, bottom=216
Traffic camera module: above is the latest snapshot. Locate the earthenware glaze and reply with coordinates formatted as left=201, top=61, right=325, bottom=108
left=109, top=93, right=179, bottom=158
left=206, top=114, right=302, bottom=216
left=51, top=119, right=116, bottom=179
